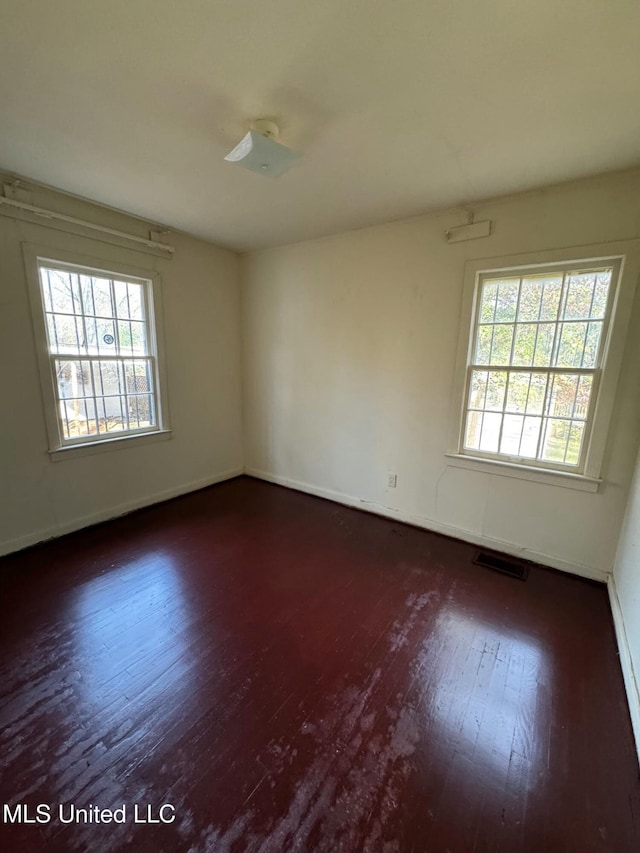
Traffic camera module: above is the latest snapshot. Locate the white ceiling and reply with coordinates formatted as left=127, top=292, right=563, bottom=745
left=1, top=0, right=639, bottom=251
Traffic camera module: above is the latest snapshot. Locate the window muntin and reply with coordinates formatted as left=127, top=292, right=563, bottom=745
left=38, top=261, right=159, bottom=446
left=462, top=262, right=615, bottom=471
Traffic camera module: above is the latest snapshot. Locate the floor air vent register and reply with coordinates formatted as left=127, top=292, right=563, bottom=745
left=473, top=550, right=530, bottom=581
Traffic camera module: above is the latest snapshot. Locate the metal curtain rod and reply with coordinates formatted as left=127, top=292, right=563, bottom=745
left=0, top=196, right=175, bottom=254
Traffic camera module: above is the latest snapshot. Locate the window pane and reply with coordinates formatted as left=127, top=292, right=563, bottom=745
left=489, top=325, right=514, bottom=365
left=566, top=422, right=585, bottom=466
left=591, top=271, right=612, bottom=319
left=126, top=395, right=155, bottom=429
left=118, top=320, right=132, bottom=354
left=505, top=372, right=531, bottom=414
left=91, top=277, right=115, bottom=318
left=563, top=272, right=597, bottom=320
left=130, top=321, right=147, bottom=355
left=504, top=371, right=548, bottom=417
left=540, top=418, right=572, bottom=464
left=533, top=323, right=554, bottom=366
left=100, top=396, right=127, bottom=432
left=59, top=397, right=98, bottom=438
left=517, top=277, right=543, bottom=322
left=469, top=370, right=488, bottom=410
left=479, top=281, right=498, bottom=323
left=555, top=322, right=587, bottom=368
left=112, top=281, right=144, bottom=320
left=114, top=281, right=130, bottom=317
left=582, top=321, right=603, bottom=368
left=526, top=373, right=548, bottom=415
left=539, top=276, right=563, bottom=321
left=43, top=268, right=78, bottom=314
left=485, top=371, right=507, bottom=411
left=41, top=270, right=53, bottom=312
left=79, top=359, right=96, bottom=398
left=501, top=414, right=540, bottom=458
left=94, top=397, right=109, bottom=434
left=94, top=318, right=118, bottom=354
left=70, top=272, right=83, bottom=314
left=128, top=283, right=144, bottom=320
left=464, top=410, right=483, bottom=451
left=117, top=320, right=148, bottom=355
left=500, top=414, right=524, bottom=455
left=46, top=313, right=58, bottom=349
left=479, top=412, right=501, bottom=452
left=574, top=376, right=593, bottom=420
left=541, top=416, right=591, bottom=465
left=91, top=361, right=124, bottom=397
left=55, top=359, right=95, bottom=401
left=475, top=326, right=493, bottom=364
left=125, top=360, right=153, bottom=394
left=79, top=275, right=96, bottom=317
left=47, top=314, right=83, bottom=354
left=547, top=374, right=579, bottom=419
left=519, top=416, right=542, bottom=458
left=512, top=324, right=536, bottom=366
left=493, top=279, right=520, bottom=322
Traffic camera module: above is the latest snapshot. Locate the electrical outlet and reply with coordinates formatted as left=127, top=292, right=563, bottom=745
left=387, top=474, right=397, bottom=488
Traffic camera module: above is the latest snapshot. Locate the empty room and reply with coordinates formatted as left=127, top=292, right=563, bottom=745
left=2, top=1, right=640, bottom=851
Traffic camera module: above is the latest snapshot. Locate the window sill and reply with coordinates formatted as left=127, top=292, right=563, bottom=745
left=49, top=429, right=173, bottom=462
left=444, top=452, right=601, bottom=492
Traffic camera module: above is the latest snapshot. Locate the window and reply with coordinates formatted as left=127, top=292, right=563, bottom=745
left=449, top=243, right=640, bottom=488
left=25, top=247, right=169, bottom=456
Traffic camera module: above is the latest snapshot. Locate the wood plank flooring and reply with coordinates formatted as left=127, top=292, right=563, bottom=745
left=0, top=476, right=638, bottom=852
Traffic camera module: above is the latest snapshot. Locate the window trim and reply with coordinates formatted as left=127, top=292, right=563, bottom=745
left=23, top=243, right=171, bottom=459
left=448, top=240, right=640, bottom=490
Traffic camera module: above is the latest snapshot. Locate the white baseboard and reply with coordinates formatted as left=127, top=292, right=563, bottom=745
left=245, top=467, right=609, bottom=583
left=608, top=576, right=640, bottom=766
left=0, top=467, right=244, bottom=557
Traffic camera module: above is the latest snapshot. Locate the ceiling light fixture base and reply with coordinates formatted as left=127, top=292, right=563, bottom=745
left=252, top=119, right=280, bottom=140
left=224, top=118, right=299, bottom=179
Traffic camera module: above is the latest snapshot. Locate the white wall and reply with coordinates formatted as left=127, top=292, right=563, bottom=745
left=611, top=450, right=640, bottom=758
left=242, top=169, right=640, bottom=581
left=0, top=181, right=243, bottom=555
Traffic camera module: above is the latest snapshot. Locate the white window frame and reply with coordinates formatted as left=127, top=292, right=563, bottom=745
left=447, top=240, right=640, bottom=492
left=23, top=244, right=171, bottom=460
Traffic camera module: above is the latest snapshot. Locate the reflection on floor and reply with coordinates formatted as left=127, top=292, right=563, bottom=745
left=1, top=476, right=638, bottom=852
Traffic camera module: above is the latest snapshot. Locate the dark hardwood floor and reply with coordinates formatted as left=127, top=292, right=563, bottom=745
left=0, top=476, right=638, bottom=852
